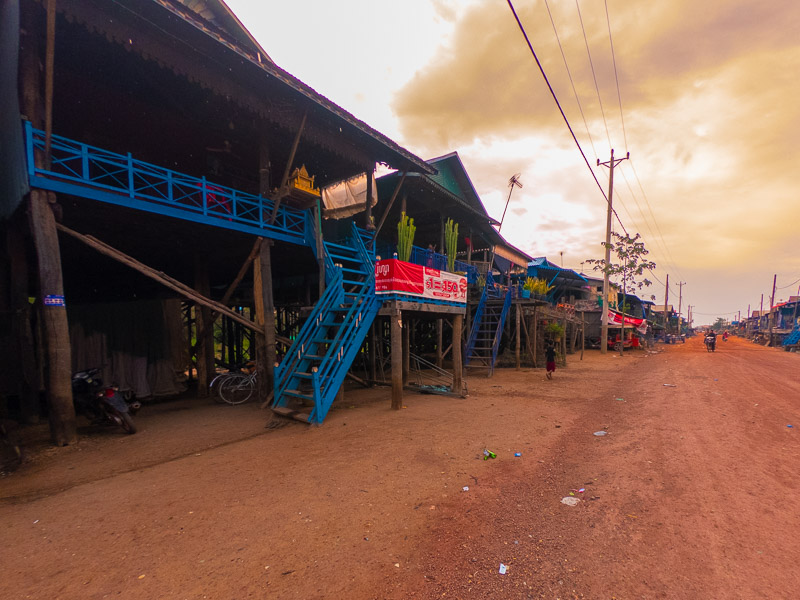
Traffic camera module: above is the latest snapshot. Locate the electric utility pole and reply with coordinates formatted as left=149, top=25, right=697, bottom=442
left=598, top=149, right=629, bottom=354
left=664, top=273, right=670, bottom=336
left=769, top=273, right=777, bottom=346
left=677, top=281, right=685, bottom=335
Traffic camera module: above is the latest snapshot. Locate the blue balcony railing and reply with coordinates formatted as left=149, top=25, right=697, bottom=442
left=24, top=121, right=310, bottom=246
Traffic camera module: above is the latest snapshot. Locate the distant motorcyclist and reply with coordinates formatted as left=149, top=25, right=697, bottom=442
left=705, top=330, right=717, bottom=352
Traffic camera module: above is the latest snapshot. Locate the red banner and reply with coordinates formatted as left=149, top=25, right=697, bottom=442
left=375, top=259, right=467, bottom=303
left=608, top=309, right=648, bottom=334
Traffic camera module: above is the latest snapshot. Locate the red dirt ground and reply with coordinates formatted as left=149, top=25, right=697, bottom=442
left=2, top=335, right=799, bottom=599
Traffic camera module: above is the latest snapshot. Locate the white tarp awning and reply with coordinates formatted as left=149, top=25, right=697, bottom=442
left=321, top=173, right=377, bottom=219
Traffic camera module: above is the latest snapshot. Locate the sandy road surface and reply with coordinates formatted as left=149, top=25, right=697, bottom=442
left=2, top=336, right=799, bottom=599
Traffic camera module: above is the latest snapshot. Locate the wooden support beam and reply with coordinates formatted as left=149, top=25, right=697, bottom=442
left=194, top=256, right=214, bottom=397
left=391, top=307, right=403, bottom=410
left=436, top=318, right=443, bottom=368
left=194, top=238, right=262, bottom=345
left=254, top=240, right=276, bottom=399
left=270, top=110, right=308, bottom=224
left=30, top=192, right=76, bottom=445
left=373, top=171, right=406, bottom=241
left=368, top=323, right=377, bottom=384
left=515, top=304, right=521, bottom=370
left=452, top=314, right=463, bottom=394
left=55, top=223, right=263, bottom=334
left=345, top=371, right=370, bottom=388
left=580, top=311, right=585, bottom=360
left=520, top=310, right=536, bottom=368
left=21, top=8, right=76, bottom=443
left=365, top=169, right=374, bottom=230
left=402, top=318, right=410, bottom=386
left=43, top=0, right=56, bottom=167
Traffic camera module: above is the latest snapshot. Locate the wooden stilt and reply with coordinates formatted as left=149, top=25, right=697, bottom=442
left=365, top=170, right=373, bottom=230
left=452, top=314, right=463, bottom=395
left=436, top=318, right=443, bottom=368
left=21, top=4, right=76, bottom=444
left=515, top=304, right=521, bottom=369
left=520, top=310, right=536, bottom=368
left=391, top=307, right=403, bottom=410
left=561, top=313, right=568, bottom=366
left=254, top=240, right=276, bottom=400
left=194, top=256, right=214, bottom=397
left=29, top=194, right=75, bottom=444
left=368, top=323, right=377, bottom=384
left=402, top=318, right=410, bottom=386
left=581, top=311, right=585, bottom=360
left=532, top=307, right=538, bottom=367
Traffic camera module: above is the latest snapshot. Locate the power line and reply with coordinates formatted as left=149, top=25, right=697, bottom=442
left=575, top=0, right=611, bottom=147
left=505, top=0, right=628, bottom=235
left=543, top=0, right=598, bottom=160
left=776, top=277, right=800, bottom=290
left=603, top=0, right=628, bottom=150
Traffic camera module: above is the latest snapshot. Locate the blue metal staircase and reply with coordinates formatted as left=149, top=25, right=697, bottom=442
left=782, top=325, right=800, bottom=346
left=465, top=276, right=513, bottom=376
left=273, top=223, right=380, bottom=424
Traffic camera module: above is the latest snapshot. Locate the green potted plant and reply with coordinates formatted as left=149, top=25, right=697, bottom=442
left=545, top=321, right=565, bottom=341
left=444, top=218, right=458, bottom=272
left=396, top=212, right=416, bottom=262
left=522, top=277, right=535, bottom=298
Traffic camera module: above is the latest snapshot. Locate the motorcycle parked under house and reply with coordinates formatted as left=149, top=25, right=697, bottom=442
left=72, top=368, right=139, bottom=434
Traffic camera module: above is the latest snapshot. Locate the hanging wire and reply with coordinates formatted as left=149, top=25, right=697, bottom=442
left=543, top=0, right=598, bottom=160
left=575, top=0, right=611, bottom=147
left=505, top=0, right=628, bottom=234
left=604, top=0, right=628, bottom=150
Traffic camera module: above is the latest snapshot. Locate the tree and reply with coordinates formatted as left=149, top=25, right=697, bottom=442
left=586, top=232, right=656, bottom=354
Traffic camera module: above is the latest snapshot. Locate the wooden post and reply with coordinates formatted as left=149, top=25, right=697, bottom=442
left=402, top=317, right=410, bottom=386
left=391, top=306, right=403, bottom=409
left=21, top=6, right=76, bottom=444
left=315, top=199, right=325, bottom=297
left=515, top=303, right=521, bottom=369
left=368, top=323, right=377, bottom=384
left=532, top=307, right=538, bottom=367
left=194, top=256, right=214, bottom=397
left=365, top=169, right=373, bottom=230
left=561, top=313, right=567, bottom=366
left=581, top=311, right=585, bottom=360
left=254, top=241, right=276, bottom=398
left=436, top=319, right=443, bottom=368
left=452, top=314, right=463, bottom=394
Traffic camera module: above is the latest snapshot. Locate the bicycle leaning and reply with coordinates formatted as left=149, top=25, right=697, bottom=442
left=209, top=362, right=257, bottom=405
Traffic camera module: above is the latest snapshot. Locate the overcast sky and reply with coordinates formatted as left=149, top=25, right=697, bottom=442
left=225, top=0, right=800, bottom=324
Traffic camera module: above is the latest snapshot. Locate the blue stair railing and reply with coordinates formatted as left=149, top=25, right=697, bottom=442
left=465, top=284, right=488, bottom=366
left=782, top=325, right=800, bottom=346
left=273, top=222, right=380, bottom=424
left=490, top=288, right=513, bottom=375
left=465, top=276, right=512, bottom=376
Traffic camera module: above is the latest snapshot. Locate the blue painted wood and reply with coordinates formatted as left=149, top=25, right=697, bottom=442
left=24, top=122, right=310, bottom=246
left=273, top=222, right=381, bottom=424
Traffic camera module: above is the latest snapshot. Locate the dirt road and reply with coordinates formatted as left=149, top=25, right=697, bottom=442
left=2, top=336, right=799, bottom=599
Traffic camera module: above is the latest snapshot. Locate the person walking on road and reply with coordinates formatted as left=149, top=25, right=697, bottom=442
left=545, top=339, right=556, bottom=380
